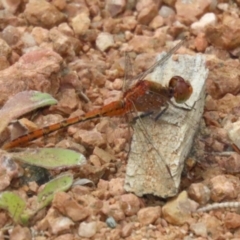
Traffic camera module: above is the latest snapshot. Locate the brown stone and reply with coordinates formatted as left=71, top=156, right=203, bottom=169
left=31, top=27, right=49, bottom=45
left=200, top=214, right=224, bottom=239
left=52, top=0, right=66, bottom=10
left=73, top=129, right=106, bottom=148
left=137, top=206, right=161, bottom=225
left=209, top=175, right=239, bottom=202
left=137, top=3, right=158, bottom=25
left=108, top=202, right=125, bottom=221
left=0, top=38, right=11, bottom=58
left=188, top=183, right=210, bottom=205
left=9, top=225, right=31, bottom=240
left=121, top=222, right=134, bottom=238
left=206, top=56, right=240, bottom=99
left=120, top=194, right=141, bottom=216
left=194, top=33, right=208, bottom=52
left=206, top=14, right=240, bottom=50
left=24, top=0, right=66, bottom=28
left=128, top=35, right=165, bottom=53
left=2, top=0, right=21, bottom=13
left=176, top=0, right=211, bottom=25
left=71, top=12, right=90, bottom=36
left=105, top=0, right=126, bottom=17
left=0, top=155, right=20, bottom=191
left=149, top=15, right=164, bottom=29
left=0, top=49, right=62, bottom=106
left=52, top=192, right=89, bottom=221
left=109, top=178, right=125, bottom=196
left=162, top=191, right=198, bottom=225
left=225, top=212, right=240, bottom=229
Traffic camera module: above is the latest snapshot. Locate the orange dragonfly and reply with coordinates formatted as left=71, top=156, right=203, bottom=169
left=2, top=38, right=193, bottom=168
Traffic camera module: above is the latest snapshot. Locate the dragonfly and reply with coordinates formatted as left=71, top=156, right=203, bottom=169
left=2, top=38, right=193, bottom=178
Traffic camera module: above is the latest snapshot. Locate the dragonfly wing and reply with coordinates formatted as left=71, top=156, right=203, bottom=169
left=125, top=114, right=177, bottom=198
left=132, top=36, right=187, bottom=81
left=123, top=52, right=134, bottom=92
left=124, top=53, right=208, bottom=198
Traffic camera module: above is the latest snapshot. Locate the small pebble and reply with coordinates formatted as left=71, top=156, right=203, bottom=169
left=106, top=216, right=117, bottom=228
left=78, top=221, right=97, bottom=238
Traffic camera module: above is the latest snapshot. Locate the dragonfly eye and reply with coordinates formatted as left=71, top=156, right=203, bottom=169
left=169, top=76, right=193, bottom=103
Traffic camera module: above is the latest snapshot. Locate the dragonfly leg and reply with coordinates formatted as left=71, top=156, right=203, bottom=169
left=154, top=105, right=168, bottom=121
left=154, top=103, right=179, bottom=127
left=132, top=111, right=154, bottom=123
left=168, top=99, right=197, bottom=111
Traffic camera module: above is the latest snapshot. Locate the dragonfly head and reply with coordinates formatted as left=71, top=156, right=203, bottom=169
left=169, top=76, right=193, bottom=103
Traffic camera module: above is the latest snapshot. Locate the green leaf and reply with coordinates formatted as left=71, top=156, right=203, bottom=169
left=30, top=92, right=58, bottom=106
left=37, top=173, right=73, bottom=209
left=11, top=148, right=86, bottom=169
left=0, top=191, right=27, bottom=224
left=0, top=174, right=74, bottom=226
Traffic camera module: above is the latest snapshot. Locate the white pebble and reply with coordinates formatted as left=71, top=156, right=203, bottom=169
left=217, top=3, right=229, bottom=11
left=159, top=6, right=175, bottom=18
left=191, top=13, right=217, bottom=34
left=96, top=32, right=114, bottom=52
left=78, top=221, right=97, bottom=238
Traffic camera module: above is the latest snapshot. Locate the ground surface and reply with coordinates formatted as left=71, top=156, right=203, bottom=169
left=1, top=0, right=240, bottom=239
